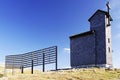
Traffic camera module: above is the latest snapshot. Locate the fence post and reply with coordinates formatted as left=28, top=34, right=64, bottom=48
left=31, top=60, right=34, bottom=74
left=43, top=53, right=45, bottom=72
left=21, top=66, right=24, bottom=74
left=56, top=46, right=57, bottom=70
left=12, top=56, right=14, bottom=75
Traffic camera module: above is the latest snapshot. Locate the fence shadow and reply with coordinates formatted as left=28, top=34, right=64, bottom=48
left=0, top=74, right=3, bottom=78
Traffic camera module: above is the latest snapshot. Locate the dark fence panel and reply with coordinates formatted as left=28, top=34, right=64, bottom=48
left=5, top=46, right=57, bottom=72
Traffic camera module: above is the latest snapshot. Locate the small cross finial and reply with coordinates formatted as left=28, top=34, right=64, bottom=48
left=106, top=1, right=111, bottom=26
left=106, top=1, right=111, bottom=14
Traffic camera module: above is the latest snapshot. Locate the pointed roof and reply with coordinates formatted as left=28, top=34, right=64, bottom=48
left=88, top=9, right=113, bottom=22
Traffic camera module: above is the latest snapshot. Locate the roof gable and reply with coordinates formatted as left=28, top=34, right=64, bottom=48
left=88, top=9, right=113, bottom=22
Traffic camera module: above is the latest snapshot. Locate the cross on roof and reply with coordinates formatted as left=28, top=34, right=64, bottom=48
left=106, top=1, right=111, bottom=14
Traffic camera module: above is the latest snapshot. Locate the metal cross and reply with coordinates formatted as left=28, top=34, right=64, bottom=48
left=106, top=1, right=111, bottom=14
left=106, top=1, right=111, bottom=26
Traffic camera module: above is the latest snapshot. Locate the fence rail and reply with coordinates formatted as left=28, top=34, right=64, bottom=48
left=5, top=46, right=57, bottom=74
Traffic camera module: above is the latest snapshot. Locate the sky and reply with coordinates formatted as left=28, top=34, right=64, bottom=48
left=0, top=0, right=120, bottom=69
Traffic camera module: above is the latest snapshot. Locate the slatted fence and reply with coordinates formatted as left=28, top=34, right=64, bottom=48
left=5, top=46, right=57, bottom=74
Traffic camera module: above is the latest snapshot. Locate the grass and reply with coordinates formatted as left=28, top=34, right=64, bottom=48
left=0, top=67, right=120, bottom=80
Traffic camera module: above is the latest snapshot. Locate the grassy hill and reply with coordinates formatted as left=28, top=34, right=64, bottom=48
left=0, top=67, right=120, bottom=80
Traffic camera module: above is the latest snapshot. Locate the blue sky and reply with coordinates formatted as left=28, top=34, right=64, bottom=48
left=0, top=0, right=120, bottom=69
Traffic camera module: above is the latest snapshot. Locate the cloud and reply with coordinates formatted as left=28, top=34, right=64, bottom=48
left=64, top=48, right=70, bottom=53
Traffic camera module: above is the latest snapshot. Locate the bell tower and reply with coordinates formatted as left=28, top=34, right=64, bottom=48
left=88, top=2, right=113, bottom=67
left=105, top=1, right=113, bottom=67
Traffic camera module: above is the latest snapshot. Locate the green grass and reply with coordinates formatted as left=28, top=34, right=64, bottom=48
left=0, top=67, right=120, bottom=80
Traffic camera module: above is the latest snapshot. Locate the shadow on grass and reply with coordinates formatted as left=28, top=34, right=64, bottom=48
left=0, top=74, right=3, bottom=78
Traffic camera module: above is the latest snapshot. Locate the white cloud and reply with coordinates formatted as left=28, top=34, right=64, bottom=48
left=64, top=48, right=70, bottom=53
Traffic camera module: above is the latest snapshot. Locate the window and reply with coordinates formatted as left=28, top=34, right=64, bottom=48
left=108, top=47, right=110, bottom=53
left=108, top=38, right=110, bottom=43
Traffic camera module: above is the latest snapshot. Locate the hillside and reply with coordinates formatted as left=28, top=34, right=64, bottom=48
left=0, top=67, right=120, bottom=80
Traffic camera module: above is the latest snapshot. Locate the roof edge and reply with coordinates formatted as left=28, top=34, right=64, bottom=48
left=88, top=9, right=113, bottom=22
left=69, top=30, right=95, bottom=39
